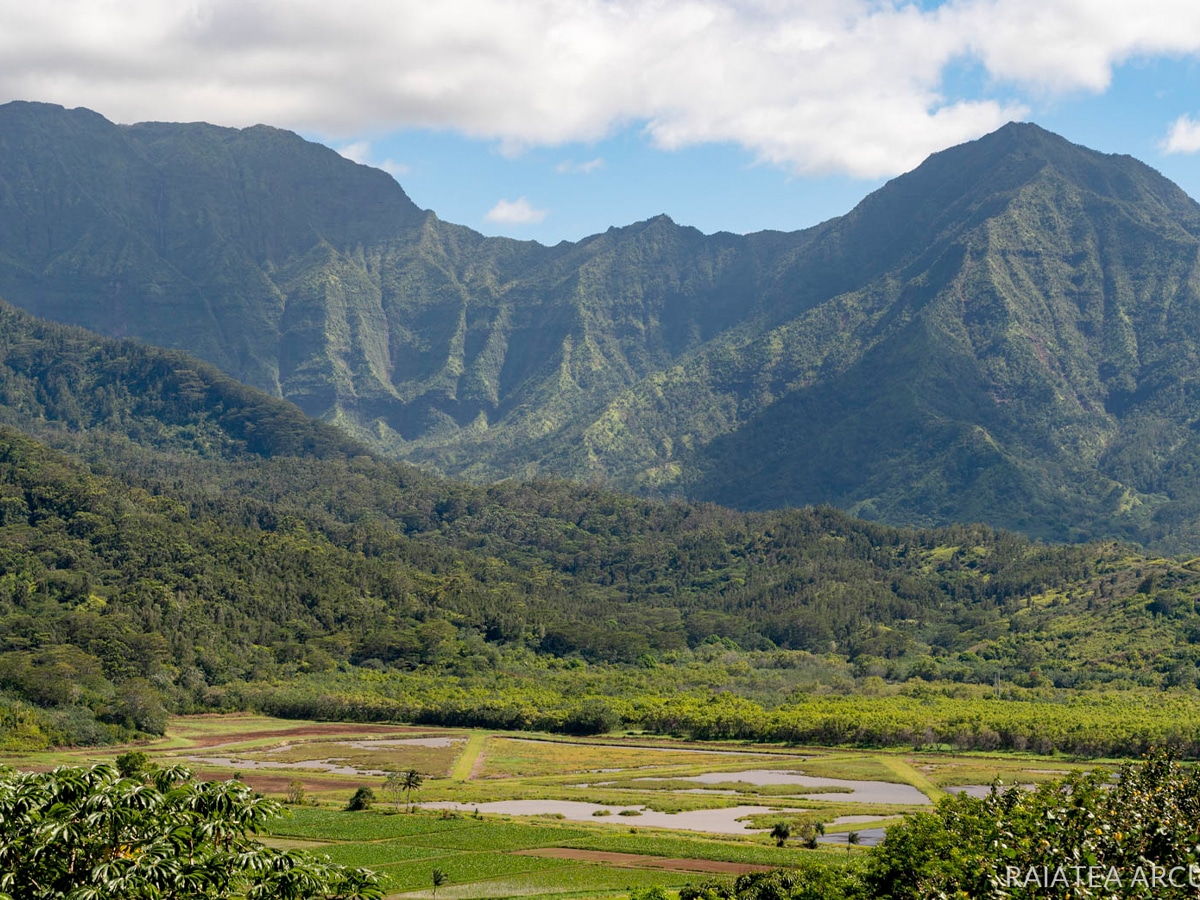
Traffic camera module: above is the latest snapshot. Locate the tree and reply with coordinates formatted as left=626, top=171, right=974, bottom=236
left=769, top=822, right=790, bottom=847
left=796, top=820, right=823, bottom=849
left=864, top=749, right=1200, bottom=899
left=382, top=771, right=405, bottom=811
left=402, top=768, right=423, bottom=812
left=113, top=678, right=169, bottom=735
left=431, top=868, right=447, bottom=897
left=345, top=786, right=375, bottom=811
left=0, top=763, right=381, bottom=899
left=846, top=831, right=860, bottom=855
left=114, top=750, right=152, bottom=780
left=287, top=778, right=306, bottom=805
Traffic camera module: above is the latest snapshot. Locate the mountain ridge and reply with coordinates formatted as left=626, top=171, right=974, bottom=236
left=4, top=103, right=1200, bottom=546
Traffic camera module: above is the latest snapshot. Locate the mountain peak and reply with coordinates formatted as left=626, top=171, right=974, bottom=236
left=823, top=120, right=1200, bottom=284
left=916, top=120, right=1192, bottom=210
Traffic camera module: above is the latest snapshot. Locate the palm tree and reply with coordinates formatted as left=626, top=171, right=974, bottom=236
left=403, top=768, right=424, bottom=812
left=769, top=821, right=791, bottom=847
left=431, top=867, right=448, bottom=897
left=846, top=830, right=860, bottom=855
left=804, top=820, right=825, bottom=848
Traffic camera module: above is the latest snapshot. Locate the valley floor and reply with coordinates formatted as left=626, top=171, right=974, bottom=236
left=0, top=713, right=1113, bottom=899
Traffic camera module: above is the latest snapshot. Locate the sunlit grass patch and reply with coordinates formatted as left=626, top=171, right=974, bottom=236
left=315, top=840, right=454, bottom=868
left=403, top=822, right=590, bottom=851
left=266, top=808, right=482, bottom=842
left=478, top=738, right=762, bottom=778
left=558, top=833, right=813, bottom=866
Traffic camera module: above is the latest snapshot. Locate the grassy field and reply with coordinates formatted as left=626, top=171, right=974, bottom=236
left=0, top=714, right=1122, bottom=898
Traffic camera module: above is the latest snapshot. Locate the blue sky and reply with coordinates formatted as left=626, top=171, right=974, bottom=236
left=324, top=50, right=1200, bottom=245
left=330, top=59, right=1200, bottom=245
left=4, top=1, right=1200, bottom=245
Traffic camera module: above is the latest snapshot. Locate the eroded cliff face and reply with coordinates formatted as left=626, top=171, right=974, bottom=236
left=6, top=104, right=1200, bottom=546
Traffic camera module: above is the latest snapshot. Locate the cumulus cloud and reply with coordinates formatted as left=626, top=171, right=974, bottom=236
left=1162, top=114, right=1200, bottom=154
left=485, top=197, right=548, bottom=224
left=556, top=158, right=606, bottom=175
left=2, top=1, right=1200, bottom=178
left=336, top=141, right=372, bottom=164
left=336, top=140, right=410, bottom=177
left=377, top=159, right=411, bottom=177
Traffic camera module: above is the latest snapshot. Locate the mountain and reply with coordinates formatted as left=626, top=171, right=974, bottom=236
left=4, top=102, right=1200, bottom=547
left=684, top=124, right=1200, bottom=546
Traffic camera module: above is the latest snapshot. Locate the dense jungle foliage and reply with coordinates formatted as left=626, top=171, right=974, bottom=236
left=4, top=302, right=1200, bottom=751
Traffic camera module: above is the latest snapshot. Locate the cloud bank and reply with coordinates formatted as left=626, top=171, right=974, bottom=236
left=3, top=1, right=1200, bottom=178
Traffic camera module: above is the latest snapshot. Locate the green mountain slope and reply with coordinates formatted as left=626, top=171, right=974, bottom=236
left=0, top=299, right=364, bottom=460
left=5, top=104, right=1200, bottom=547
left=685, top=125, right=1200, bottom=545
left=0, top=101, right=778, bottom=455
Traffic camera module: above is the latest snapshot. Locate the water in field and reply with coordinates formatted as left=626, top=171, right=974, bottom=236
left=639, top=770, right=931, bottom=805
left=817, top=828, right=888, bottom=847
left=184, top=755, right=387, bottom=777
left=419, top=800, right=778, bottom=834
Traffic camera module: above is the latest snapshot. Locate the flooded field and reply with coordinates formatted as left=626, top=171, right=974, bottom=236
left=184, top=755, right=389, bottom=777
left=420, top=800, right=779, bottom=834
left=2, top=714, right=1113, bottom=900
left=665, top=770, right=932, bottom=805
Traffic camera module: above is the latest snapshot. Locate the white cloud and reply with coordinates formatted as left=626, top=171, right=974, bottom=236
left=336, top=140, right=372, bottom=164
left=377, top=159, right=411, bottom=177
left=336, top=140, right=410, bottom=178
left=556, top=158, right=606, bottom=175
left=1162, top=114, right=1200, bottom=154
left=485, top=197, right=548, bottom=225
left=2, top=1, right=1200, bottom=178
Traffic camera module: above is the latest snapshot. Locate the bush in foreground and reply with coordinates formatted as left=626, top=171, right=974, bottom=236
left=0, top=764, right=381, bottom=899
left=866, top=748, right=1200, bottom=898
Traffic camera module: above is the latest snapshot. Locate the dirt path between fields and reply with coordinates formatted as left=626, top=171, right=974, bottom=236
left=514, top=848, right=775, bottom=875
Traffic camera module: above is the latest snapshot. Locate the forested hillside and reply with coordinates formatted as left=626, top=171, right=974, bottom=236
left=7, top=104, right=1200, bottom=546
left=3, top=301, right=1200, bottom=749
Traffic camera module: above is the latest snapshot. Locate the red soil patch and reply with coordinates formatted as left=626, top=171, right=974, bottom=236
left=184, top=723, right=434, bottom=749
left=515, top=848, right=775, bottom=875
left=4, top=764, right=363, bottom=795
